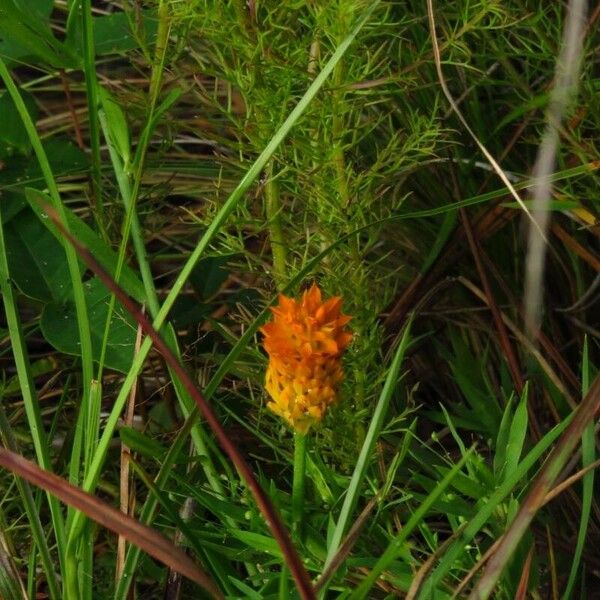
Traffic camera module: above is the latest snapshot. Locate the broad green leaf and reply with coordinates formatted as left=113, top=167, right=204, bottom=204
left=0, top=0, right=54, bottom=66
left=25, top=188, right=145, bottom=302
left=41, top=277, right=136, bottom=373
left=3, top=204, right=71, bottom=302
left=96, top=11, right=158, bottom=55
left=0, top=0, right=77, bottom=68
left=65, top=9, right=159, bottom=56
left=0, top=90, right=38, bottom=155
left=12, top=0, right=53, bottom=18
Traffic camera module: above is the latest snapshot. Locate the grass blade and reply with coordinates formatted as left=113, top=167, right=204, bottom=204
left=557, top=337, right=594, bottom=600
left=323, top=320, right=413, bottom=574
left=350, top=447, right=476, bottom=599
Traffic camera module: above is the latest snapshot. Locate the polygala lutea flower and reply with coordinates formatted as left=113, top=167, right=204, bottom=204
left=261, top=284, right=352, bottom=433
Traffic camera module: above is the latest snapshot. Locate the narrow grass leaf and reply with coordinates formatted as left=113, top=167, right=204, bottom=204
left=562, top=338, right=595, bottom=599
left=504, top=384, right=529, bottom=480
left=350, top=447, right=476, bottom=599
left=323, top=320, right=413, bottom=572
left=493, top=394, right=515, bottom=479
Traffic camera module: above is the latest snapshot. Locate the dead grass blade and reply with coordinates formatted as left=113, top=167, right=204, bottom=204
left=0, top=447, right=223, bottom=599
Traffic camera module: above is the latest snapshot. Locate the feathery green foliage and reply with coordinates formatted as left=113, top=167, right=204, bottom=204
left=0, top=1, right=598, bottom=598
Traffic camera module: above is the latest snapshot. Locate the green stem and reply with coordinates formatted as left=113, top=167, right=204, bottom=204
left=265, top=162, right=287, bottom=289
left=292, top=432, right=308, bottom=539
left=0, top=58, right=94, bottom=600
left=0, top=406, right=61, bottom=600
left=81, top=0, right=105, bottom=236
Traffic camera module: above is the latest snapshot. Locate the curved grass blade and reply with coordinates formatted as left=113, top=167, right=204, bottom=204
left=350, top=447, right=476, bottom=599
left=0, top=447, right=223, bottom=599
left=468, top=373, right=600, bottom=599
left=562, top=338, right=595, bottom=599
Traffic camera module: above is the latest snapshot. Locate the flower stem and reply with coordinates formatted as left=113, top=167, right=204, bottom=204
left=292, top=431, right=308, bottom=539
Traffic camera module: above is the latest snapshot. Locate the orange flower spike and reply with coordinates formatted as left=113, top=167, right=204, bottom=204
left=260, top=284, right=352, bottom=433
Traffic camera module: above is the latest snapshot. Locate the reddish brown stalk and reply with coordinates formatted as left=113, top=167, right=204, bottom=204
left=44, top=206, right=316, bottom=600
left=514, top=546, right=534, bottom=600
left=59, top=70, right=85, bottom=150
left=0, top=447, right=222, bottom=599
left=459, top=209, right=524, bottom=394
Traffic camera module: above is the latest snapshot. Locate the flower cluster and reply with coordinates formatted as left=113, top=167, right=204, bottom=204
left=261, top=284, right=352, bottom=433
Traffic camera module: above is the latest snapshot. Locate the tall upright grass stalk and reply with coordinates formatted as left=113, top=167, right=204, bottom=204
left=562, top=338, right=594, bottom=599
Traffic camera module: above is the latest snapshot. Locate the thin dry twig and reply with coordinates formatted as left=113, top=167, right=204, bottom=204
left=426, top=0, right=543, bottom=239
left=116, top=315, right=144, bottom=581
